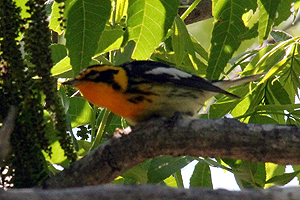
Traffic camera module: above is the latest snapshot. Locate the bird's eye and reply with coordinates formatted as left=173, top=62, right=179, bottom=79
left=86, top=70, right=100, bottom=81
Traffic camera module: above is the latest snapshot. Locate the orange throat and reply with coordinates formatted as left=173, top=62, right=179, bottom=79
left=75, top=81, right=149, bottom=119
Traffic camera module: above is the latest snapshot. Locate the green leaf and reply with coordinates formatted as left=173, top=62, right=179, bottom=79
left=51, top=56, right=74, bottom=78
left=191, top=36, right=209, bottom=62
left=68, top=97, right=93, bottom=128
left=172, top=17, right=186, bottom=67
left=94, top=24, right=125, bottom=56
left=231, top=160, right=266, bottom=189
left=279, top=52, right=300, bottom=101
left=249, top=115, right=278, bottom=124
left=231, top=83, right=267, bottom=120
left=50, top=44, right=68, bottom=64
left=147, top=156, right=194, bottom=183
left=174, top=170, right=184, bottom=187
left=207, top=0, right=257, bottom=80
left=209, top=82, right=256, bottom=119
left=127, top=0, right=179, bottom=60
left=49, top=1, right=64, bottom=35
left=172, top=16, right=206, bottom=74
left=258, top=0, right=281, bottom=44
left=271, top=30, right=292, bottom=43
left=209, top=98, right=240, bottom=119
left=164, top=175, right=177, bottom=187
left=274, top=0, right=295, bottom=26
left=77, top=140, right=92, bottom=156
left=44, top=141, right=67, bottom=166
left=44, top=110, right=59, bottom=144
left=265, top=163, right=286, bottom=188
left=255, top=104, right=300, bottom=113
left=15, top=0, right=30, bottom=19
left=114, top=0, right=128, bottom=23
left=244, top=37, right=298, bottom=78
left=122, top=164, right=148, bottom=184
left=203, top=158, right=232, bottom=171
left=267, top=80, right=291, bottom=105
left=292, top=165, right=300, bottom=185
left=190, top=160, right=213, bottom=188
left=115, top=40, right=136, bottom=65
left=253, top=163, right=267, bottom=187
left=65, top=0, right=111, bottom=75
left=103, top=114, right=122, bottom=134
left=266, top=170, right=300, bottom=186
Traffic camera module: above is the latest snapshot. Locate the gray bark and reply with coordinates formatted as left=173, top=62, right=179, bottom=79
left=44, top=117, right=300, bottom=189
left=1, top=185, right=300, bottom=200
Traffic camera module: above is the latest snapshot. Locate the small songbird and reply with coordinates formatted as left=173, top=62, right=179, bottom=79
left=64, top=61, right=260, bottom=125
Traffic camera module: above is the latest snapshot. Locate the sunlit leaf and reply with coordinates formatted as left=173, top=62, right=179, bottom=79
left=204, top=158, right=232, bottom=171
left=49, top=1, right=64, bottom=35
left=114, top=0, right=128, bottom=23
left=68, top=97, right=93, bottom=128
left=207, top=0, right=257, bottom=80
left=209, top=83, right=257, bottom=119
left=51, top=56, right=74, bottom=78
left=254, top=38, right=297, bottom=77
left=15, top=0, right=30, bottom=19
left=94, top=24, right=125, bottom=56
left=127, top=0, right=179, bottom=60
left=44, top=141, right=67, bottom=166
left=164, top=175, right=177, bottom=187
left=172, top=17, right=186, bottom=67
left=266, top=170, right=300, bottom=186
left=264, top=163, right=286, bottom=188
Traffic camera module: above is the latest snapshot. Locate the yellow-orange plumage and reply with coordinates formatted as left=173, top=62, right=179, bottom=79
left=74, top=80, right=153, bottom=119
left=64, top=61, right=261, bottom=125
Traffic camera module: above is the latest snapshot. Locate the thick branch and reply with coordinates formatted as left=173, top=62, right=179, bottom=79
left=45, top=117, right=300, bottom=188
left=2, top=185, right=300, bottom=200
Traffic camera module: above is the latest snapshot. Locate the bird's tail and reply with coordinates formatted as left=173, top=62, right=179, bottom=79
left=212, top=74, right=263, bottom=98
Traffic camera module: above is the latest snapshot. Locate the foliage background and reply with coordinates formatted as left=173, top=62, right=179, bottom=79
left=1, top=0, right=300, bottom=189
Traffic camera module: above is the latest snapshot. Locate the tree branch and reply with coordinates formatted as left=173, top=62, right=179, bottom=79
left=2, top=185, right=300, bottom=200
left=0, top=106, right=18, bottom=162
left=44, top=117, right=300, bottom=189
left=179, top=0, right=212, bottom=24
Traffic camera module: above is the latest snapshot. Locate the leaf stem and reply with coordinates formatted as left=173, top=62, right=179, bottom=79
left=180, top=0, right=202, bottom=21
left=89, top=109, right=112, bottom=151
left=174, top=170, right=184, bottom=187
left=90, top=105, right=98, bottom=142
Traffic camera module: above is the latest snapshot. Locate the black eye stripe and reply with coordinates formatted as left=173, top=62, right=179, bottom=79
left=82, top=69, right=122, bottom=91
left=84, top=69, right=119, bottom=83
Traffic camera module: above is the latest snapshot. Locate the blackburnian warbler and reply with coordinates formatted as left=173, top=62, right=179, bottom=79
left=64, top=61, right=260, bottom=125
